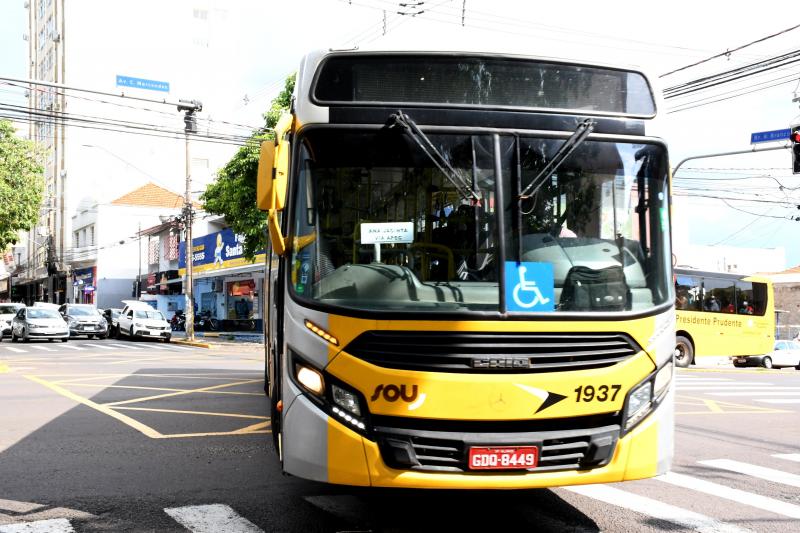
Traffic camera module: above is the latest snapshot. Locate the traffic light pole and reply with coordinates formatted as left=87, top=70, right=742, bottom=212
left=672, top=144, right=791, bottom=176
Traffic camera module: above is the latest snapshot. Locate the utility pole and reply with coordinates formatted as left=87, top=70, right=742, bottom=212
left=178, top=99, right=202, bottom=342
left=137, top=222, right=141, bottom=300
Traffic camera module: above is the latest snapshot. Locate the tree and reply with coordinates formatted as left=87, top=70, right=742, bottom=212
left=0, top=120, right=44, bottom=251
left=201, top=74, right=295, bottom=260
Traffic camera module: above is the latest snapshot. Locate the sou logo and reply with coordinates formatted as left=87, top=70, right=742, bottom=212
left=370, top=384, right=419, bottom=403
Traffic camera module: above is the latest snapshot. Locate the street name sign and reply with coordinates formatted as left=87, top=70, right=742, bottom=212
left=116, top=75, right=170, bottom=93
left=750, top=128, right=790, bottom=144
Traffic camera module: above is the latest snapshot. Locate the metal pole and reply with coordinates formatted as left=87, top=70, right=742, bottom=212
left=672, top=144, right=790, bottom=176
left=185, top=131, right=195, bottom=342
left=137, top=222, right=141, bottom=300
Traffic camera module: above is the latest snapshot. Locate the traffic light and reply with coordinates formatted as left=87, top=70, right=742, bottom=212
left=792, top=125, right=800, bottom=174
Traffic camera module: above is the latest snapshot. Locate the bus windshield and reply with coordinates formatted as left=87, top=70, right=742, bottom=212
left=290, top=128, right=670, bottom=314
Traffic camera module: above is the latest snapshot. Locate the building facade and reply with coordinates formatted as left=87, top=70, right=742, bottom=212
left=179, top=228, right=265, bottom=331
left=16, top=0, right=244, bottom=304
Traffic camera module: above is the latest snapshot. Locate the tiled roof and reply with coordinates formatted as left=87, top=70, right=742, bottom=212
left=111, top=182, right=191, bottom=209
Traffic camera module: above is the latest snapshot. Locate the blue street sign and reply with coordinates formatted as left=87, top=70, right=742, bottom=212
left=750, top=129, right=790, bottom=144
left=116, top=75, right=170, bottom=93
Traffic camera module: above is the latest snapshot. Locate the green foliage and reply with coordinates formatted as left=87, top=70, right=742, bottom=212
left=201, top=74, right=296, bottom=260
left=0, top=120, right=44, bottom=251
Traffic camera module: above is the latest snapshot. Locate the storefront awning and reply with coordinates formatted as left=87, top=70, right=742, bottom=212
left=186, top=263, right=265, bottom=280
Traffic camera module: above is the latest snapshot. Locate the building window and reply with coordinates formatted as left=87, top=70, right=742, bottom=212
left=74, top=231, right=80, bottom=248
left=38, top=0, right=45, bottom=19
left=89, top=225, right=95, bottom=246
left=148, top=238, right=160, bottom=265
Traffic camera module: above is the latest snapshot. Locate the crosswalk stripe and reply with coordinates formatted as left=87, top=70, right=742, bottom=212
left=773, top=453, right=800, bottom=463
left=709, top=391, right=800, bottom=396
left=59, top=344, right=84, bottom=350
left=0, top=518, right=75, bottom=532
left=31, top=346, right=55, bottom=352
left=82, top=343, right=115, bottom=351
left=700, top=459, right=800, bottom=488
left=165, top=345, right=192, bottom=351
left=754, top=399, right=800, bottom=404
left=676, top=382, right=775, bottom=387
left=4, top=347, right=26, bottom=353
left=678, top=386, right=798, bottom=391
left=564, top=484, right=749, bottom=533
left=657, top=471, right=800, bottom=518
left=108, top=343, right=142, bottom=350
left=164, top=504, right=263, bottom=533
left=148, top=345, right=171, bottom=350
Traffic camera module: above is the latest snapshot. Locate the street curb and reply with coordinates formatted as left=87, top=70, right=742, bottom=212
left=171, top=339, right=213, bottom=349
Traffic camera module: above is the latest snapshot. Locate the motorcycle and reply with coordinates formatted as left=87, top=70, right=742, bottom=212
left=170, top=310, right=186, bottom=332
left=195, top=310, right=219, bottom=332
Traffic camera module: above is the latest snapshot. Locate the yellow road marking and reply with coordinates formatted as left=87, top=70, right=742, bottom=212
left=113, top=406, right=268, bottom=420
left=233, top=421, right=271, bottom=433
left=702, top=399, right=724, bottom=413
left=61, top=383, right=263, bottom=397
left=155, top=429, right=270, bottom=439
left=47, top=372, right=262, bottom=384
left=676, top=394, right=790, bottom=414
left=0, top=363, right=8, bottom=374
left=25, top=374, right=271, bottom=439
left=103, top=378, right=264, bottom=407
left=24, top=374, right=163, bottom=438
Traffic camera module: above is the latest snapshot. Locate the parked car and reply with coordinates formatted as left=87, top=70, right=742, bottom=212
left=59, top=303, right=108, bottom=339
left=733, top=340, right=800, bottom=369
left=117, top=302, right=171, bottom=342
left=102, top=308, right=122, bottom=338
left=0, top=303, right=25, bottom=339
left=10, top=306, right=69, bottom=342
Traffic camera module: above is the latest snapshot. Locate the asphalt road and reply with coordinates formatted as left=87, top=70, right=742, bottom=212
left=1, top=340, right=799, bottom=532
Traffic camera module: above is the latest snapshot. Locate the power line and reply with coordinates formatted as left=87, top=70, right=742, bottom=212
left=660, top=23, right=800, bottom=78
left=667, top=76, right=799, bottom=114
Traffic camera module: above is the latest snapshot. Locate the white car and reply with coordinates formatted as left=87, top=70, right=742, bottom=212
left=0, top=303, right=24, bottom=339
left=117, top=303, right=171, bottom=342
left=733, top=340, right=800, bottom=369
left=10, top=306, right=70, bottom=342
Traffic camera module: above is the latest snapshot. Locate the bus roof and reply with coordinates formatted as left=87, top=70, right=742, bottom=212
left=674, top=267, right=773, bottom=284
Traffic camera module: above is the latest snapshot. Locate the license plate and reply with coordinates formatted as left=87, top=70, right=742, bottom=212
left=141, top=330, right=150, bottom=335
left=82, top=325, right=92, bottom=330
left=468, top=446, right=538, bottom=470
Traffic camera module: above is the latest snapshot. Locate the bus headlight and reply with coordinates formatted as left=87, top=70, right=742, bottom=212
left=625, top=381, right=653, bottom=429
left=295, top=364, right=325, bottom=396
left=624, top=361, right=673, bottom=432
left=332, top=384, right=361, bottom=417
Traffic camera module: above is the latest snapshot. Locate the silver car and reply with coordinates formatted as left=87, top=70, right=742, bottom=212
left=59, top=303, right=108, bottom=339
left=11, top=307, right=70, bottom=342
left=0, top=303, right=24, bottom=338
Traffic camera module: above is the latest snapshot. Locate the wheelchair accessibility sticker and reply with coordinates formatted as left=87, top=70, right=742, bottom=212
left=505, top=262, right=555, bottom=312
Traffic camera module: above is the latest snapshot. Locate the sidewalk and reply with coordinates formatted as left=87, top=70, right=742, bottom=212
left=171, top=330, right=264, bottom=349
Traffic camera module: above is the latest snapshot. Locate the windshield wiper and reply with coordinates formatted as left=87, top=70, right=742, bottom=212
left=386, top=111, right=482, bottom=205
left=518, top=118, right=596, bottom=200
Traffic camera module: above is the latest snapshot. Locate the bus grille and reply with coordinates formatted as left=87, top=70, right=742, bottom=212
left=375, top=418, right=619, bottom=473
left=344, top=331, right=641, bottom=373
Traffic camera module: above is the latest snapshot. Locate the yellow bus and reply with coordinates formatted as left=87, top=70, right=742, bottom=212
left=674, top=268, right=774, bottom=368
left=256, top=48, right=675, bottom=488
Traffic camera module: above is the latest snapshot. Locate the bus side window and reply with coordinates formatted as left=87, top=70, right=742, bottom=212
left=702, top=277, right=734, bottom=314
left=675, top=275, right=700, bottom=310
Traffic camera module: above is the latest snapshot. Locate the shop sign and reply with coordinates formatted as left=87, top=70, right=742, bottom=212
left=178, top=229, right=265, bottom=275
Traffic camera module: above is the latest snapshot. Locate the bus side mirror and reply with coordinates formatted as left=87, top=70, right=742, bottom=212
left=268, top=210, right=287, bottom=256
left=274, top=138, right=289, bottom=211
left=256, top=141, right=275, bottom=211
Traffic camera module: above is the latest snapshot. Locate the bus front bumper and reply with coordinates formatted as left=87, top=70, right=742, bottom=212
left=282, top=385, right=674, bottom=489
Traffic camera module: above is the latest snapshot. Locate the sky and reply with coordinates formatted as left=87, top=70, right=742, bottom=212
left=1, top=0, right=799, bottom=268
